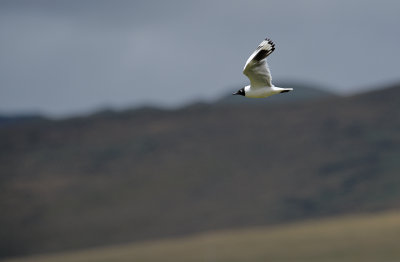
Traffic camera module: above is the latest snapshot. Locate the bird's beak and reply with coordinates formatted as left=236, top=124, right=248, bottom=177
left=232, top=91, right=239, bottom=95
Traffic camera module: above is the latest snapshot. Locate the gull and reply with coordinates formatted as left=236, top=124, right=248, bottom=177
left=233, top=37, right=292, bottom=98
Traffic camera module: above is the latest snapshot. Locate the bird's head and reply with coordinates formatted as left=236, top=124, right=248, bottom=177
left=232, top=87, right=245, bottom=96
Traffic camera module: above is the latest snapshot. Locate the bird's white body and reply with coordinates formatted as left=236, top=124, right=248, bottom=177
left=234, top=37, right=293, bottom=98
left=244, top=85, right=288, bottom=98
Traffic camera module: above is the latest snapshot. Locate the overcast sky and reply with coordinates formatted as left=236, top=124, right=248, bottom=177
left=1, top=0, right=399, bottom=117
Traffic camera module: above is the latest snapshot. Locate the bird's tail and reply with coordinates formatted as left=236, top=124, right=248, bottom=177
left=279, top=88, right=293, bottom=94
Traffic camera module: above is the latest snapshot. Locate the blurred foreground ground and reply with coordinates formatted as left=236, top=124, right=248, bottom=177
left=5, top=210, right=400, bottom=262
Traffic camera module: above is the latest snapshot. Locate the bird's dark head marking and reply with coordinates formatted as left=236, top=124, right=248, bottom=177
left=232, top=88, right=245, bottom=96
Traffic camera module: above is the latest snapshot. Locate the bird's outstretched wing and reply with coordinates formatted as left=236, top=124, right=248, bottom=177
left=243, top=38, right=275, bottom=88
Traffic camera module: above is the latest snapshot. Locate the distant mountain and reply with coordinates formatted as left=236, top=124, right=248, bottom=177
left=1, top=83, right=399, bottom=258
left=0, top=114, right=46, bottom=127
left=218, top=82, right=338, bottom=105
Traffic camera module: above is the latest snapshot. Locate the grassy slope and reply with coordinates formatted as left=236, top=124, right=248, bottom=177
left=5, top=210, right=400, bottom=262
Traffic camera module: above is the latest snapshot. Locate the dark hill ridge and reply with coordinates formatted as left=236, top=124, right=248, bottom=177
left=1, top=84, right=400, bottom=258
left=0, top=114, right=46, bottom=127
left=0, top=82, right=336, bottom=127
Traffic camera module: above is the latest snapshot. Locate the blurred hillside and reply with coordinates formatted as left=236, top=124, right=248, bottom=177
left=1, top=83, right=400, bottom=258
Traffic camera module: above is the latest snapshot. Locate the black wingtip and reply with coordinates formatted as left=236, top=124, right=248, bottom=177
left=265, top=37, right=275, bottom=44
left=253, top=49, right=269, bottom=61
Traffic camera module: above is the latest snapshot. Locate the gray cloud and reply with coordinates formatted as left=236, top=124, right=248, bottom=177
left=1, top=0, right=399, bottom=117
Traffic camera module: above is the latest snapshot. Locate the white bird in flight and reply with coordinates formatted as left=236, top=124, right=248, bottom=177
left=233, top=37, right=293, bottom=98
